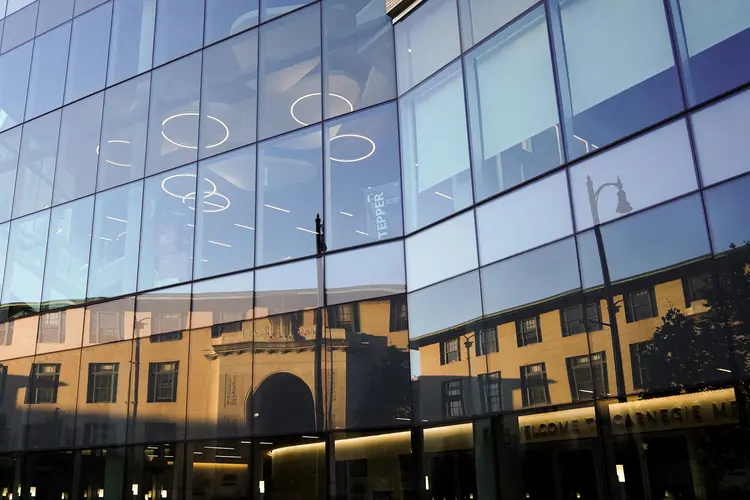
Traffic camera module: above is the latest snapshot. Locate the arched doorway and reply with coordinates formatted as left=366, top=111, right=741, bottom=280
left=250, top=372, right=316, bottom=435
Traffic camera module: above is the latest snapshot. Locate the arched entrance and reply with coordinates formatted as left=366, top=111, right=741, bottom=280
left=250, top=372, right=316, bottom=435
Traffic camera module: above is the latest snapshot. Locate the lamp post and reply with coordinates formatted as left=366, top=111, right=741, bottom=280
left=314, top=214, right=326, bottom=431
left=463, top=334, right=474, bottom=415
left=586, top=175, right=632, bottom=399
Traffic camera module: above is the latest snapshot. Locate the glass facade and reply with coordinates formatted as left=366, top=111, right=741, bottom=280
left=0, top=0, right=746, bottom=498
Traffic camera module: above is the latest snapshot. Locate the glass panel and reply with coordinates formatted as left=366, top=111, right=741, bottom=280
left=322, top=0, right=396, bottom=119
left=36, top=0, right=74, bottom=35
left=191, top=272, right=254, bottom=330
left=5, top=0, right=33, bottom=16
left=480, top=237, right=581, bottom=316
left=459, top=0, right=536, bottom=48
left=88, top=181, right=143, bottom=300
left=405, top=211, right=478, bottom=292
left=53, top=92, right=104, bottom=205
left=97, top=74, right=150, bottom=191
left=199, top=28, right=258, bottom=159
left=692, top=89, right=750, bottom=186
left=25, top=22, right=71, bottom=120
left=0, top=42, right=32, bottom=132
left=253, top=437, right=325, bottom=499
left=0, top=223, right=8, bottom=294
left=677, top=0, right=750, bottom=104
left=135, top=284, right=191, bottom=338
left=65, top=2, right=112, bottom=104
left=400, top=62, right=472, bottom=232
left=204, top=0, right=258, bottom=46
left=261, top=0, right=314, bottom=22
left=556, top=0, right=683, bottom=158
left=600, top=194, right=711, bottom=283
left=476, top=171, right=572, bottom=265
left=256, top=126, right=322, bottom=266
left=74, top=0, right=108, bottom=16
left=137, top=164, right=197, bottom=291
left=0, top=314, right=37, bottom=361
left=703, top=174, right=750, bottom=255
left=325, top=103, right=403, bottom=250
left=186, top=440, right=252, bottom=496
left=255, top=258, right=321, bottom=318
left=258, top=3, right=321, bottom=140
left=0, top=127, right=21, bottom=222
left=107, top=0, right=156, bottom=85
left=42, top=197, right=94, bottom=308
left=576, top=230, right=603, bottom=290
left=0, top=354, right=32, bottom=450
left=0, top=3, right=36, bottom=53
left=22, top=452, right=75, bottom=494
left=423, top=424, right=477, bottom=496
left=76, top=448, right=127, bottom=499
left=570, top=120, right=697, bottom=230
left=194, top=146, right=256, bottom=280
left=83, top=296, right=136, bottom=347
left=153, top=0, right=203, bottom=66
left=395, top=0, right=460, bottom=94
left=12, top=110, right=59, bottom=219
left=465, top=6, right=561, bottom=201
left=325, top=241, right=405, bottom=306
left=146, top=53, right=201, bottom=176
left=2, top=210, right=50, bottom=318
left=126, top=444, right=185, bottom=500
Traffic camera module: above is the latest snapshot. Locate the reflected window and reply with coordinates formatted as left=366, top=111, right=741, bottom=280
left=2, top=211, right=50, bottom=317
left=25, top=22, right=70, bottom=120
left=97, top=75, right=150, bottom=190
left=459, top=0, right=536, bottom=48
left=1, top=3, right=36, bottom=53
left=135, top=284, right=191, bottom=338
left=137, top=165, right=196, bottom=291
left=478, top=371, right=501, bottom=413
left=440, top=338, right=460, bottom=365
left=200, top=29, right=258, bottom=158
left=87, top=363, right=118, bottom=403
left=683, top=274, right=710, bottom=305
left=389, top=295, right=408, bottom=332
left=153, top=0, right=203, bottom=66
left=325, top=103, right=403, bottom=249
left=12, top=110, right=59, bottom=219
left=442, top=379, right=464, bottom=418
left=516, top=317, right=541, bottom=347
left=520, top=362, right=549, bottom=406
left=395, top=0, right=460, bottom=93
left=624, top=288, right=658, bottom=323
left=476, top=328, right=497, bottom=356
left=465, top=6, right=561, bottom=200
left=554, top=0, right=683, bottom=158
left=256, top=126, right=322, bottom=265
left=566, top=352, right=607, bottom=401
left=204, top=0, right=258, bottom=45
left=194, top=146, right=256, bottom=279
left=0, top=42, right=32, bottom=132
left=146, top=53, right=201, bottom=176
left=400, top=62, right=472, bottom=232
left=0, top=127, right=21, bottom=221
left=84, top=297, right=135, bottom=346
left=327, top=303, right=357, bottom=332
left=38, top=310, right=65, bottom=344
left=258, top=3, right=321, bottom=140
left=630, top=341, right=652, bottom=390
left=30, top=363, right=60, bottom=404
left=561, top=302, right=602, bottom=336
left=147, top=361, right=179, bottom=403
left=107, top=0, right=156, bottom=85
left=65, top=2, right=111, bottom=103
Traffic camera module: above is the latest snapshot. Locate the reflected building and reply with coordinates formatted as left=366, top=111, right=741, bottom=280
left=0, top=0, right=748, bottom=499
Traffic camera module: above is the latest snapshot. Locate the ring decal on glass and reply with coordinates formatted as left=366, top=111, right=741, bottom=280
left=290, top=93, right=353, bottom=126
left=329, top=134, right=376, bottom=163
left=161, top=113, right=230, bottom=150
left=160, top=173, right=231, bottom=213
left=95, top=139, right=132, bottom=167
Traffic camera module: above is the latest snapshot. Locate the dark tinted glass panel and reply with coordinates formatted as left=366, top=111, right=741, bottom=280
left=12, top=111, right=60, bottom=218
left=125, top=444, right=185, bottom=499
left=204, top=0, right=258, bottom=45
left=0, top=127, right=21, bottom=222
left=107, top=0, right=155, bottom=85
left=36, top=0, right=74, bottom=35
left=253, top=437, right=325, bottom=500
left=0, top=41, right=32, bottom=132
left=1, top=3, right=36, bottom=53
left=76, top=448, right=127, bottom=498
left=25, top=22, right=71, bottom=120
left=704, top=174, right=750, bottom=254
left=153, top=0, right=203, bottom=66
left=65, top=2, right=112, bottom=103
left=186, top=440, right=252, bottom=494
left=23, top=452, right=75, bottom=495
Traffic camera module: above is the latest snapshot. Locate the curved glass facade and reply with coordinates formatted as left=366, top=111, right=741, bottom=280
left=0, top=0, right=748, bottom=498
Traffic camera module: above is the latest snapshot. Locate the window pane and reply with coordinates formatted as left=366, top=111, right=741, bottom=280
left=465, top=6, right=561, bottom=201
left=83, top=296, right=136, bottom=346
left=480, top=237, right=580, bottom=316
left=256, top=126, right=322, bottom=265
left=12, top=111, right=60, bottom=219
left=261, top=0, right=313, bottom=22
left=1, top=3, right=36, bottom=53
left=135, top=284, right=191, bottom=338
left=556, top=0, right=683, bottom=158
left=65, top=2, right=112, bottom=104
left=53, top=93, right=104, bottom=205
left=570, top=120, right=697, bottom=230
left=400, top=62, right=472, bottom=232
left=323, top=0, right=396, bottom=118
left=255, top=258, right=321, bottom=318
left=153, top=0, right=203, bottom=66
left=199, top=28, right=258, bottom=158
left=36, top=0, right=74, bottom=35
left=193, top=146, right=256, bottom=279
left=325, top=103, right=403, bottom=250
left=88, top=181, right=143, bottom=300
left=107, top=0, right=156, bottom=85
left=459, top=0, right=536, bottom=48
left=407, top=271, right=481, bottom=341
left=258, top=3, right=321, bottom=140
left=42, top=197, right=94, bottom=308
left=704, top=174, right=750, bottom=254
left=476, top=171, right=572, bottom=265
left=0, top=42, right=32, bottom=131
left=395, top=0, right=460, bottom=93
left=1, top=211, right=50, bottom=317
left=97, top=74, right=150, bottom=191
left=36, top=308, right=85, bottom=354
left=146, top=53, right=201, bottom=176
left=138, top=165, right=196, bottom=291
left=190, top=272, right=254, bottom=330
left=692, top=89, right=750, bottom=186
left=325, top=240, right=406, bottom=306
left=204, top=0, right=258, bottom=45
left=0, top=127, right=21, bottom=222
left=677, top=0, right=750, bottom=104
left=576, top=230, right=603, bottom=290
left=599, top=194, right=711, bottom=283
left=405, top=211, right=478, bottom=292
left=5, top=0, right=33, bottom=16
left=25, top=22, right=71, bottom=120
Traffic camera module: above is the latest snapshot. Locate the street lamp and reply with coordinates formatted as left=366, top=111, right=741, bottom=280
left=586, top=175, right=633, bottom=225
